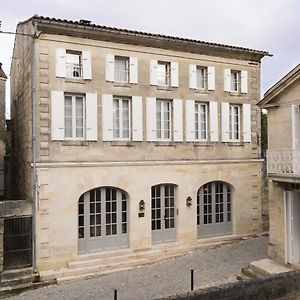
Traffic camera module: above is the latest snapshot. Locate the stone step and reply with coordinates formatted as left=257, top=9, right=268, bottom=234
left=0, top=274, right=34, bottom=288
left=241, top=267, right=265, bottom=279
left=0, top=267, right=33, bottom=281
left=248, top=258, right=292, bottom=276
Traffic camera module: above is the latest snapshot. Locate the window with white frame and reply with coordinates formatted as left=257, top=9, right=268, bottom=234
left=229, top=104, right=240, bottom=141
left=195, top=102, right=208, bottom=140
left=230, top=70, right=241, bottom=93
left=196, top=67, right=207, bottom=90
left=156, top=99, right=171, bottom=140
left=157, top=61, right=171, bottom=86
left=66, top=51, right=82, bottom=79
left=114, top=56, right=129, bottom=83
left=113, top=97, right=131, bottom=140
left=64, top=94, right=85, bottom=139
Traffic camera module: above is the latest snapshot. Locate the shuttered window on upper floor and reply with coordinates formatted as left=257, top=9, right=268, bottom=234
left=106, top=55, right=138, bottom=84
left=224, top=69, right=248, bottom=94
left=150, top=60, right=179, bottom=87
left=56, top=49, right=92, bottom=80
left=189, top=65, right=215, bottom=91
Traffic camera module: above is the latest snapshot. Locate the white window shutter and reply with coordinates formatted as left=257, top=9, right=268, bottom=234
left=56, top=48, right=66, bottom=78
left=86, top=93, right=98, bottom=141
left=207, top=66, right=215, bottom=91
left=189, top=65, right=197, bottom=89
left=209, top=101, right=219, bottom=142
left=82, top=51, right=92, bottom=80
left=132, top=96, right=143, bottom=141
left=150, top=60, right=158, bottom=85
left=186, top=100, right=195, bottom=142
left=129, top=57, right=138, bottom=84
left=243, top=103, right=251, bottom=143
left=224, top=69, right=231, bottom=92
left=146, top=97, right=156, bottom=141
left=106, top=54, right=115, bottom=81
left=102, top=94, right=113, bottom=141
left=51, top=91, right=65, bottom=140
left=292, top=105, right=300, bottom=150
left=241, top=70, right=248, bottom=94
left=171, top=62, right=179, bottom=87
left=173, top=99, right=183, bottom=142
left=221, top=102, right=230, bottom=142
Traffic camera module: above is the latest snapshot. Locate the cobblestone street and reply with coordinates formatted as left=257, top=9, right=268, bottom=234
left=9, top=235, right=268, bottom=300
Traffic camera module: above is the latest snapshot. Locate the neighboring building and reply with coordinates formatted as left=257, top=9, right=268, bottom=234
left=0, top=63, right=6, bottom=197
left=259, top=64, right=300, bottom=266
left=10, top=15, right=270, bottom=277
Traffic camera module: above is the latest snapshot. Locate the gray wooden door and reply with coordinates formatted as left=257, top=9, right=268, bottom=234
left=78, top=187, right=128, bottom=254
left=151, top=184, right=177, bottom=244
left=197, top=181, right=232, bottom=238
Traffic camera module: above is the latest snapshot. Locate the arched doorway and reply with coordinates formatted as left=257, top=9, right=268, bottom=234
left=78, top=187, right=128, bottom=254
left=151, top=184, right=177, bottom=245
left=197, top=181, right=232, bottom=238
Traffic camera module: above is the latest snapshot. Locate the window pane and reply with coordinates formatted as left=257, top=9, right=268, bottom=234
left=115, top=57, right=128, bottom=82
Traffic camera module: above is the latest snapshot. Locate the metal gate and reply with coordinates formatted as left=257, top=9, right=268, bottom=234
left=3, top=217, right=32, bottom=269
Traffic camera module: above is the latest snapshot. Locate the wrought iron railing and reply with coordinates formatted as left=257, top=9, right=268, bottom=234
left=267, top=150, right=300, bottom=176
left=66, top=63, right=82, bottom=78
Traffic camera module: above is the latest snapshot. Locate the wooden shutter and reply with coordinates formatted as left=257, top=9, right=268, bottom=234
left=224, top=69, right=231, bottom=92
left=51, top=91, right=65, bottom=140
left=146, top=97, right=156, bottom=141
left=241, top=70, right=248, bottom=94
left=106, top=54, right=115, bottom=81
left=150, top=60, right=158, bottom=85
left=221, top=102, right=230, bottom=142
left=207, top=66, right=215, bottom=91
left=189, top=65, right=197, bottom=89
left=129, top=57, right=138, bottom=84
left=132, top=96, right=143, bottom=141
left=102, top=94, right=113, bottom=141
left=209, top=101, right=219, bottom=142
left=82, top=51, right=92, bottom=80
left=171, top=62, right=179, bottom=87
left=186, top=100, right=195, bottom=142
left=56, top=48, right=66, bottom=78
left=173, top=99, right=183, bottom=141
left=86, top=93, right=98, bottom=141
left=292, top=105, right=300, bottom=150
left=242, top=103, right=251, bottom=143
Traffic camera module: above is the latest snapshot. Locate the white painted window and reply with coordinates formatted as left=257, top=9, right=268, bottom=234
left=229, top=104, right=240, bottom=141
left=64, top=94, right=85, bottom=139
left=230, top=70, right=240, bottom=93
left=66, top=51, right=82, bottom=79
left=157, top=61, right=171, bottom=86
left=196, top=67, right=207, bottom=90
left=113, top=97, right=131, bottom=140
left=195, top=102, right=208, bottom=140
left=156, top=99, right=171, bottom=140
left=114, top=56, right=129, bottom=83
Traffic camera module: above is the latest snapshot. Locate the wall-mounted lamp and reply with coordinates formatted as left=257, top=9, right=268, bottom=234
left=186, top=196, right=192, bottom=207
left=139, top=200, right=145, bottom=211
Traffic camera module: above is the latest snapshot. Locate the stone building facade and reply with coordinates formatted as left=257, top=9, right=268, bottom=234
left=10, top=16, right=270, bottom=275
left=259, top=64, right=300, bottom=265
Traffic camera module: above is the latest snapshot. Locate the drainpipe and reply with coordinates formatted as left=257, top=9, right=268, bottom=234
left=31, top=21, right=37, bottom=273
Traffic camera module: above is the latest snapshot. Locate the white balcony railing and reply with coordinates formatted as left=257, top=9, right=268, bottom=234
left=267, top=150, right=300, bottom=176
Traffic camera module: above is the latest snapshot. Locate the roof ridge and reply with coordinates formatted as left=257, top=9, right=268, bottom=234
left=22, top=15, right=271, bottom=57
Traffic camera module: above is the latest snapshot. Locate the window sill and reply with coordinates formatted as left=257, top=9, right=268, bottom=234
left=109, top=141, right=135, bottom=147
left=113, top=82, right=132, bottom=88
left=225, top=142, right=245, bottom=147
left=61, top=141, right=89, bottom=146
left=192, top=143, right=213, bottom=147
left=194, top=89, right=209, bottom=94
left=156, top=86, right=175, bottom=91
left=153, top=142, right=176, bottom=147
left=65, top=78, right=86, bottom=84
left=229, top=92, right=247, bottom=96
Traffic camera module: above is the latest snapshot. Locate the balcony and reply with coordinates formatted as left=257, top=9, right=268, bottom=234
left=267, top=150, right=300, bottom=176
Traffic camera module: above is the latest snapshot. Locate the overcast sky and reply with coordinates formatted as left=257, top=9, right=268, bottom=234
left=1, top=0, right=300, bottom=117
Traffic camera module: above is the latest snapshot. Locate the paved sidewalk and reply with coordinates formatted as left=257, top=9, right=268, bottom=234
left=10, top=236, right=268, bottom=300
